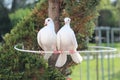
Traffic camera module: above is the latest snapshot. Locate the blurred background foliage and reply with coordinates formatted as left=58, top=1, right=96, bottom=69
left=62, top=0, right=100, bottom=49
left=0, top=0, right=120, bottom=80
left=9, top=8, right=31, bottom=27
left=98, top=0, right=120, bottom=27
left=0, top=0, right=65, bottom=80
left=0, top=1, right=11, bottom=35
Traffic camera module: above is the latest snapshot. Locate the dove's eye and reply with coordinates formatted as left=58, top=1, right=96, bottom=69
left=48, top=19, right=50, bottom=21
left=68, top=19, right=71, bottom=21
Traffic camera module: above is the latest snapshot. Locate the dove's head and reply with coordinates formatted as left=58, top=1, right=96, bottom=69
left=64, top=17, right=71, bottom=24
left=44, top=18, right=54, bottom=26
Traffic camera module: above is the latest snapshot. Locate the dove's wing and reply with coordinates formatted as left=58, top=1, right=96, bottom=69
left=55, top=29, right=68, bottom=67
left=57, top=32, right=61, bottom=50
left=70, top=52, right=83, bottom=63
left=55, top=53, right=67, bottom=67
left=70, top=29, right=83, bottom=63
left=37, top=31, right=44, bottom=50
left=71, top=30, right=78, bottom=49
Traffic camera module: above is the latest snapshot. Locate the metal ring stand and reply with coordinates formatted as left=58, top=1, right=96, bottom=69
left=14, top=44, right=117, bottom=54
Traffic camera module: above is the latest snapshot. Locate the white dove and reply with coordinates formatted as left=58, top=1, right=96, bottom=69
left=37, top=18, right=56, bottom=60
left=55, top=17, right=83, bottom=67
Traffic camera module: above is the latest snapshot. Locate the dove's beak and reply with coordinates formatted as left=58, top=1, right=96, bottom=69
left=44, top=22, right=47, bottom=26
left=64, top=21, right=67, bottom=24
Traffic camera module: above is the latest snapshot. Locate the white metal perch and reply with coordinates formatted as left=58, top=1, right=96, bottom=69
left=14, top=44, right=117, bottom=54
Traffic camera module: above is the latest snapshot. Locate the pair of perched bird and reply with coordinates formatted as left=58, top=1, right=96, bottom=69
left=37, top=17, right=83, bottom=67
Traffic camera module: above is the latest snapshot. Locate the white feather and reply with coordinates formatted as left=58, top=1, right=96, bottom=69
left=37, top=18, right=56, bottom=60
left=55, top=53, right=67, bottom=67
left=55, top=17, right=83, bottom=67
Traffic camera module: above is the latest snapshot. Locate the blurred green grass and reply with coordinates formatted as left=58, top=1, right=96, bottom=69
left=71, top=58, right=120, bottom=80
left=71, top=42, right=120, bottom=80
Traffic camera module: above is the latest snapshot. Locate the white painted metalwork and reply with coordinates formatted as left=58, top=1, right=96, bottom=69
left=14, top=44, right=117, bottom=54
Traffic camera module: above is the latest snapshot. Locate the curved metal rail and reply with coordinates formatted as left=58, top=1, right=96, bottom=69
left=14, top=44, right=117, bottom=54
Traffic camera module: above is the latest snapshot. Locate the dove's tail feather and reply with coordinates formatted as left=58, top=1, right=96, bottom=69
left=55, top=53, right=67, bottom=67
left=44, top=53, right=53, bottom=60
left=70, top=52, right=83, bottom=63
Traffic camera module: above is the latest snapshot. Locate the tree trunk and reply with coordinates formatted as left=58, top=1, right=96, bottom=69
left=48, top=0, right=76, bottom=76
left=48, top=0, right=60, bottom=32
left=48, top=0, right=60, bottom=69
left=11, top=0, right=16, bottom=12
